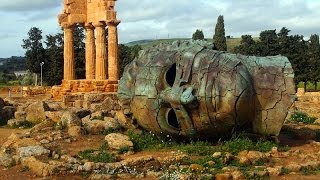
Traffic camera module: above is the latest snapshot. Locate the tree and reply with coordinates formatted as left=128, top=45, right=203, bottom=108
left=22, top=27, right=46, bottom=74
left=44, top=33, right=64, bottom=85
left=192, top=29, right=204, bottom=40
left=234, top=35, right=257, bottom=55
left=308, top=34, right=320, bottom=90
left=118, top=44, right=142, bottom=77
left=256, top=30, right=279, bottom=56
left=213, top=15, right=227, bottom=51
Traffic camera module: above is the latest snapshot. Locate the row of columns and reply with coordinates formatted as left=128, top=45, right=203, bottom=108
left=63, top=20, right=120, bottom=81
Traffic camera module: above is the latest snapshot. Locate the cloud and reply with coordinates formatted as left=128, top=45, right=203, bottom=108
left=0, top=0, right=60, bottom=12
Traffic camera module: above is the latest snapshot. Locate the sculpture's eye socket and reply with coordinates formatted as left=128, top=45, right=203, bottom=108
left=165, top=63, right=176, bottom=87
left=167, top=108, right=180, bottom=129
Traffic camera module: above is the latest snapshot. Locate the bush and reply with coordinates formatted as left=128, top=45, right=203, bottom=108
left=289, top=111, right=317, bottom=124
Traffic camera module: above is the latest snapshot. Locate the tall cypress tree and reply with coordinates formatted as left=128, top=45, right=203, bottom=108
left=213, top=15, right=227, bottom=51
left=22, top=27, right=46, bottom=74
left=309, top=34, right=320, bottom=90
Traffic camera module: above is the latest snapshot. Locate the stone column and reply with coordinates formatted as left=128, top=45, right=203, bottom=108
left=94, top=22, right=107, bottom=80
left=85, top=24, right=96, bottom=80
left=63, top=24, right=75, bottom=80
left=107, top=20, right=120, bottom=81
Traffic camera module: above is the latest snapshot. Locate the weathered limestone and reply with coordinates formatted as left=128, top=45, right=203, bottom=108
left=85, top=24, right=96, bottom=80
left=56, top=0, right=121, bottom=96
left=108, top=20, right=120, bottom=81
left=63, top=24, right=75, bottom=80
left=118, top=40, right=296, bottom=139
left=95, top=22, right=107, bottom=80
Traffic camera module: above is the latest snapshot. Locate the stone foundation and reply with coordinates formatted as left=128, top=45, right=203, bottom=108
left=52, top=80, right=118, bottom=100
left=296, top=88, right=320, bottom=103
left=62, top=92, right=118, bottom=109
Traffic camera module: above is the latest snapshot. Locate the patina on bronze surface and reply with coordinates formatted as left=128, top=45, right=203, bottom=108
left=118, top=40, right=295, bottom=139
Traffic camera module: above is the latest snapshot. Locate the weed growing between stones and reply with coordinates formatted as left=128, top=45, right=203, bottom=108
left=78, top=143, right=116, bottom=163
left=91, top=116, right=104, bottom=121
left=118, top=146, right=130, bottom=154
left=289, top=111, right=317, bottom=124
left=55, top=121, right=66, bottom=130
left=102, top=127, right=121, bottom=135
left=10, top=121, right=35, bottom=129
left=127, top=130, right=178, bottom=151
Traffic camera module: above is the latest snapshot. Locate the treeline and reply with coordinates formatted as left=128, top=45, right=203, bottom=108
left=0, top=56, right=25, bottom=72
left=22, top=26, right=141, bottom=86
left=234, top=27, right=320, bottom=89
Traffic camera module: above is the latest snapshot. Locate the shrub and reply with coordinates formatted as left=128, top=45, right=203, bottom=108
left=289, top=111, right=317, bottom=124
left=77, top=143, right=116, bottom=163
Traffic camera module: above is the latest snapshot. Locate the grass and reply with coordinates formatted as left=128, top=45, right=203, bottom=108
left=297, top=82, right=320, bottom=92
left=127, top=130, right=178, bottom=151
left=128, top=130, right=288, bottom=155
left=77, top=143, right=116, bottom=163
left=289, top=111, right=317, bottom=124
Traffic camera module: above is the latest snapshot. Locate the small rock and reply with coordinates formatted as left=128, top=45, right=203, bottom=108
left=267, top=166, right=282, bottom=176
left=224, top=152, right=234, bottom=164
left=83, top=162, right=95, bottom=172
left=213, top=152, right=222, bottom=158
left=68, top=126, right=86, bottom=137
left=25, top=101, right=49, bottom=123
left=40, top=139, right=50, bottom=144
left=0, top=153, right=15, bottom=167
left=21, top=156, right=56, bottom=176
left=237, top=150, right=268, bottom=165
left=231, top=171, right=246, bottom=180
left=18, top=146, right=50, bottom=158
left=215, top=172, right=232, bottom=180
left=45, top=111, right=63, bottom=123
left=105, top=133, right=133, bottom=150
left=285, top=163, right=301, bottom=172
left=14, top=111, right=27, bottom=120
left=271, top=147, right=278, bottom=154
left=189, top=164, right=204, bottom=173
left=60, top=111, right=81, bottom=127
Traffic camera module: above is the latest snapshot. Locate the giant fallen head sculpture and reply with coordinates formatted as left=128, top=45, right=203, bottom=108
left=118, top=40, right=295, bottom=139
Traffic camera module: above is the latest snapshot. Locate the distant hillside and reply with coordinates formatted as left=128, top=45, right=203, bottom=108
left=125, top=37, right=247, bottom=52
left=0, top=56, right=25, bottom=72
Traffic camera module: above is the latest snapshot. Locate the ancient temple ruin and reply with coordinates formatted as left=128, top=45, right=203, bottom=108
left=53, top=0, right=120, bottom=98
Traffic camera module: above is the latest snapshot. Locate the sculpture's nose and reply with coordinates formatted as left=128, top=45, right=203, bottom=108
left=180, top=87, right=196, bottom=105
left=160, top=86, right=195, bottom=105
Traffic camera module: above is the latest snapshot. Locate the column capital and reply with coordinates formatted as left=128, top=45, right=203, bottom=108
left=61, top=23, right=74, bottom=29
left=92, top=21, right=106, bottom=28
left=107, top=20, right=121, bottom=26
left=85, top=23, right=95, bottom=30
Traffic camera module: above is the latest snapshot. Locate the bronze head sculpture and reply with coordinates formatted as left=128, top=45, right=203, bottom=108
left=118, top=40, right=295, bottom=139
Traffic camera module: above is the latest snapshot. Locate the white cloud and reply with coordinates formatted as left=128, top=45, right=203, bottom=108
left=0, top=0, right=60, bottom=11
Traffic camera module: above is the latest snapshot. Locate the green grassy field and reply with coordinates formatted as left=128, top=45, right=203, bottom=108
left=297, top=82, right=320, bottom=91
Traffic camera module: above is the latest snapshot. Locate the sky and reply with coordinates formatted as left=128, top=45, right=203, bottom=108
left=0, top=0, right=319, bottom=58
